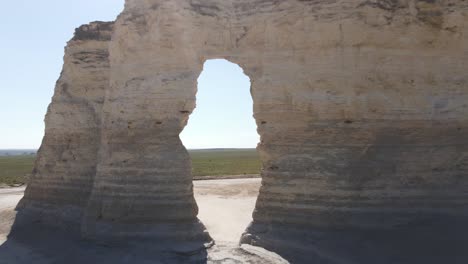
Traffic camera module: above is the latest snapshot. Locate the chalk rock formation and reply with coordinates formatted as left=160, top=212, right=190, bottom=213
left=16, top=0, right=468, bottom=262
left=17, top=22, right=113, bottom=229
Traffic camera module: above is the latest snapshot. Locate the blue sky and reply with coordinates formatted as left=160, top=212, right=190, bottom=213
left=180, top=60, right=259, bottom=149
left=0, top=1, right=259, bottom=149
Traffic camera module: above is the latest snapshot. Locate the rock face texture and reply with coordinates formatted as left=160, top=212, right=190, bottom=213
left=17, top=22, right=113, bottom=230
left=15, top=0, right=468, bottom=262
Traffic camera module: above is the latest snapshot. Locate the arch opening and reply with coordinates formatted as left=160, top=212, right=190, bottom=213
left=180, top=59, right=261, bottom=244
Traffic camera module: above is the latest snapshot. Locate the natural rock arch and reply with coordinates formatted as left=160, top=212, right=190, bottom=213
left=15, top=0, right=468, bottom=262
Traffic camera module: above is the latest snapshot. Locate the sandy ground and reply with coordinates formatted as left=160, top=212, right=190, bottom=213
left=0, top=179, right=261, bottom=244
left=194, top=178, right=260, bottom=243
left=0, top=187, right=25, bottom=243
left=0, top=179, right=289, bottom=264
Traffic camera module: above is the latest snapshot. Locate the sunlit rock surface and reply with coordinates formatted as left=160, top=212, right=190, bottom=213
left=17, top=22, right=113, bottom=230
left=14, top=1, right=468, bottom=263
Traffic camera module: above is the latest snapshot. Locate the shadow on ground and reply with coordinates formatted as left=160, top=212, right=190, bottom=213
left=0, top=223, right=210, bottom=264
left=0, top=211, right=286, bottom=264
left=2, top=184, right=468, bottom=264
left=243, top=217, right=468, bottom=264
left=0, top=181, right=288, bottom=264
left=3, top=217, right=468, bottom=264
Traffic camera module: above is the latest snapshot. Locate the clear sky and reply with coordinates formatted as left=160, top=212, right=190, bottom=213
left=0, top=1, right=259, bottom=150
left=180, top=60, right=259, bottom=149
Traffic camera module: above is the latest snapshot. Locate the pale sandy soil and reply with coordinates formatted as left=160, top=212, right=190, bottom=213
left=0, top=187, right=25, bottom=243
left=0, top=179, right=261, bottom=244
left=0, top=179, right=288, bottom=264
left=194, top=178, right=261, bottom=243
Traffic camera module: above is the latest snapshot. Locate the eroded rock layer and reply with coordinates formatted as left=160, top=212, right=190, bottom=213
left=18, top=0, right=468, bottom=262
left=17, top=22, right=113, bottom=228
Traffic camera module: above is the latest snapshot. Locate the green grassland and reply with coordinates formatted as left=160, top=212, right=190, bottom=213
left=190, top=149, right=261, bottom=178
left=0, top=155, right=36, bottom=186
left=0, top=149, right=261, bottom=186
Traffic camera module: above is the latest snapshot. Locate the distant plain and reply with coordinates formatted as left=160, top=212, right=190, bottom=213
left=0, top=149, right=261, bottom=186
